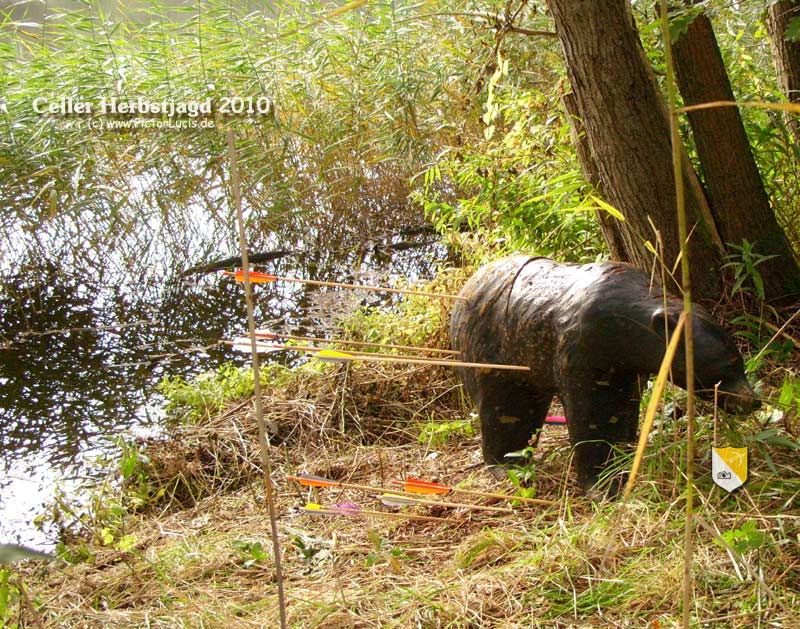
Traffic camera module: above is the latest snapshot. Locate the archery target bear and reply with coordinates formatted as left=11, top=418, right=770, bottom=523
left=450, top=256, right=759, bottom=491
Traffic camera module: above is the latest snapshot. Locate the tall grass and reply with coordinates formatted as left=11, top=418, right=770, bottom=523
left=5, top=1, right=793, bottom=276
left=0, top=1, right=476, bottom=275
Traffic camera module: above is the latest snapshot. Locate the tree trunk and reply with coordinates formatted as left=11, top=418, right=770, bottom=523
left=562, top=92, right=631, bottom=262
left=546, top=0, right=722, bottom=298
left=672, top=11, right=800, bottom=302
left=767, top=0, right=800, bottom=143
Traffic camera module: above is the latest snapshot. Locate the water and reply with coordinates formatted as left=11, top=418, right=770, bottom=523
left=0, top=0, right=453, bottom=549
left=0, top=217, right=445, bottom=549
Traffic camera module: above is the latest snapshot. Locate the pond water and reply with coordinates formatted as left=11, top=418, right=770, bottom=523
left=0, top=215, right=446, bottom=549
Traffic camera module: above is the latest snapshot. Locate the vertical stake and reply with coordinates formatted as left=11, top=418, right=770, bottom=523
left=226, top=128, right=288, bottom=628
left=659, top=4, right=697, bottom=628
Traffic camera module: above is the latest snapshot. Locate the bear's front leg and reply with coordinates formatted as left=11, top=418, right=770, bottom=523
left=474, top=375, right=553, bottom=466
left=562, top=371, right=640, bottom=494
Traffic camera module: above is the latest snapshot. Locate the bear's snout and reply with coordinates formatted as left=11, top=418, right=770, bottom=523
left=719, top=380, right=761, bottom=414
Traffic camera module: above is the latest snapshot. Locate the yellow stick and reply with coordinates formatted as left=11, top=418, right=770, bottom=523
left=226, top=129, right=287, bottom=628
left=677, top=99, right=800, bottom=115
left=623, top=312, right=686, bottom=501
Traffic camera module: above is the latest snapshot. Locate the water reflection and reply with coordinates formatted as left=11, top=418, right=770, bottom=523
left=0, top=224, right=444, bottom=547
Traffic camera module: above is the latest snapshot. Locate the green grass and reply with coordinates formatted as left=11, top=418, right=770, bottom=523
left=16, top=291, right=797, bottom=627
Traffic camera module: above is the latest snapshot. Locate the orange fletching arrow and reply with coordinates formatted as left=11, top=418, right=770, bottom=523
left=221, top=269, right=466, bottom=300
left=391, top=477, right=555, bottom=506
left=401, top=478, right=451, bottom=495
left=224, top=269, right=277, bottom=284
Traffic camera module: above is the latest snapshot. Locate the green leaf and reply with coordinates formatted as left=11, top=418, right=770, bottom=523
left=752, top=272, right=765, bottom=300
left=777, top=376, right=797, bottom=408
left=99, top=528, right=115, bottom=546
left=364, top=553, right=380, bottom=567
left=0, top=569, right=9, bottom=616
left=785, top=16, right=800, bottom=42
left=669, top=9, right=701, bottom=43
left=116, top=535, right=138, bottom=552
left=588, top=195, right=625, bottom=221
left=749, top=429, right=800, bottom=450
left=719, top=520, right=765, bottom=555
left=119, top=451, right=139, bottom=477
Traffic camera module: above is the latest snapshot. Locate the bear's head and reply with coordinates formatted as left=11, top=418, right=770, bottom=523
left=651, top=306, right=760, bottom=413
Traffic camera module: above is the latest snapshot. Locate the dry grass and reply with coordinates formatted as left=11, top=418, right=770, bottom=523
left=9, top=326, right=800, bottom=628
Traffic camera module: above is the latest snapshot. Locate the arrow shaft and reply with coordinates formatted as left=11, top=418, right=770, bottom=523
left=447, top=486, right=554, bottom=506
left=272, top=274, right=466, bottom=301
left=255, top=330, right=461, bottom=356
left=339, top=353, right=530, bottom=371
left=226, top=269, right=464, bottom=301
left=236, top=342, right=456, bottom=364
left=382, top=493, right=512, bottom=513
left=233, top=342, right=530, bottom=371
left=288, top=476, right=511, bottom=512
left=304, top=506, right=452, bottom=523
left=392, top=480, right=554, bottom=506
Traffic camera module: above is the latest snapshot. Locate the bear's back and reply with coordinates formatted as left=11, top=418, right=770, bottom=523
left=450, top=256, right=662, bottom=373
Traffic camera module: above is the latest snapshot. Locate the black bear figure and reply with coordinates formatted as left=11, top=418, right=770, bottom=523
left=450, top=255, right=760, bottom=492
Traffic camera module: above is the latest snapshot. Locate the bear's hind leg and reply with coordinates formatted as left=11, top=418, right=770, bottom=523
left=474, top=377, right=552, bottom=465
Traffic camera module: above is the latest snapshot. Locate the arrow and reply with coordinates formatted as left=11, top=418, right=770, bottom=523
left=230, top=338, right=289, bottom=353
left=223, top=270, right=280, bottom=284
left=315, top=349, right=353, bottom=364
left=392, top=477, right=555, bottom=506
left=310, top=349, right=530, bottom=371
left=230, top=341, right=465, bottom=365
left=229, top=339, right=309, bottom=354
left=302, top=502, right=454, bottom=523
left=377, top=493, right=511, bottom=513
left=236, top=343, right=530, bottom=371
left=287, top=474, right=512, bottom=513
left=223, top=269, right=467, bottom=301
left=230, top=341, right=370, bottom=359
left=289, top=474, right=343, bottom=488
left=254, top=330, right=461, bottom=356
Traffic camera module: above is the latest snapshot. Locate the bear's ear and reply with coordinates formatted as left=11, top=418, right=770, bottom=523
left=651, top=308, right=680, bottom=338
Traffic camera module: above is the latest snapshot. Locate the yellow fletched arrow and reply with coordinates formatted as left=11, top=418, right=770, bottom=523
left=315, top=349, right=354, bottom=363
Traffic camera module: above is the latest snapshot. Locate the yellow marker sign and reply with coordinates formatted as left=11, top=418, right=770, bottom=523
left=712, top=447, right=748, bottom=492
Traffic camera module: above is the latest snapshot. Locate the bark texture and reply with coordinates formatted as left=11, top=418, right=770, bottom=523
left=547, top=0, right=721, bottom=298
left=673, top=11, right=800, bottom=301
left=767, top=0, right=800, bottom=143
left=562, top=92, right=631, bottom=262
